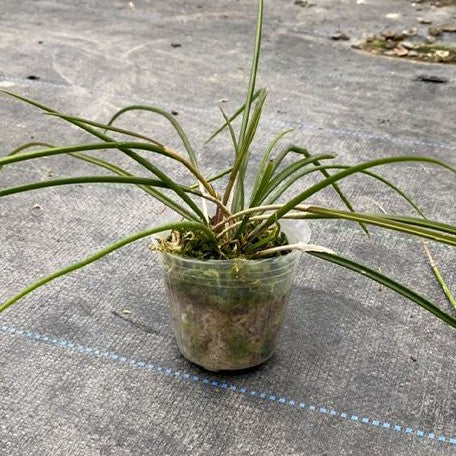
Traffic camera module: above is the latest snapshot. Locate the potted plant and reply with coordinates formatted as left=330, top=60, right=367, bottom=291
left=1, top=0, right=455, bottom=371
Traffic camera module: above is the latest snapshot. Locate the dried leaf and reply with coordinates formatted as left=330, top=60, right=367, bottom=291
left=381, top=30, right=397, bottom=39
left=394, top=46, right=409, bottom=56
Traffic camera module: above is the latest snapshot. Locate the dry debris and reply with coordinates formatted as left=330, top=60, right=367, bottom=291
left=330, top=31, right=350, bottom=41
left=416, top=0, right=456, bottom=6
left=353, top=29, right=456, bottom=64
left=429, top=26, right=443, bottom=36
left=418, top=17, right=433, bottom=24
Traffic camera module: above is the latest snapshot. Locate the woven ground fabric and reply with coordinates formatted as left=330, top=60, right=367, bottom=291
left=1, top=1, right=455, bottom=455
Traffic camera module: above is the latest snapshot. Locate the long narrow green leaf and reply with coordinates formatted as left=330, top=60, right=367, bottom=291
left=1, top=139, right=181, bottom=212
left=1, top=138, right=195, bottom=220
left=308, top=250, right=456, bottom=329
left=241, top=89, right=267, bottom=152
left=221, top=89, right=267, bottom=207
left=422, top=242, right=456, bottom=311
left=266, top=154, right=336, bottom=196
left=106, top=105, right=199, bottom=166
left=271, top=145, right=367, bottom=233
left=0, top=221, right=214, bottom=313
left=1, top=90, right=207, bottom=221
left=259, top=155, right=456, bottom=233
left=266, top=163, right=426, bottom=219
left=0, top=175, right=222, bottom=214
left=70, top=152, right=196, bottom=220
left=325, top=165, right=425, bottom=218
left=226, top=0, right=265, bottom=214
left=0, top=141, right=167, bottom=166
left=288, top=146, right=369, bottom=234
left=378, top=214, right=456, bottom=235
left=215, top=205, right=456, bottom=246
left=219, top=106, right=239, bottom=155
left=306, top=206, right=456, bottom=236
left=211, top=107, right=242, bottom=222
left=205, top=90, right=262, bottom=144
left=302, top=206, right=456, bottom=246
left=232, top=157, right=276, bottom=247
left=0, top=141, right=206, bottom=221
left=48, top=113, right=163, bottom=146
left=70, top=152, right=143, bottom=176
left=250, top=159, right=274, bottom=207
left=0, top=141, right=54, bottom=172
left=231, top=88, right=268, bottom=211
left=105, top=103, right=213, bottom=220
left=189, top=167, right=232, bottom=190
left=250, top=129, right=294, bottom=200
left=237, top=0, right=264, bottom=149
left=8, top=141, right=54, bottom=155
left=272, top=144, right=309, bottom=173
left=0, top=176, right=179, bottom=197
left=265, top=164, right=331, bottom=204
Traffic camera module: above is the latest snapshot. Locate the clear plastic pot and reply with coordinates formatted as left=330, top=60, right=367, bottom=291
left=160, top=251, right=300, bottom=371
left=159, top=223, right=306, bottom=371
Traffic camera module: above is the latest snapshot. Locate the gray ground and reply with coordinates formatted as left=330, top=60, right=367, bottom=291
left=1, top=0, right=456, bottom=455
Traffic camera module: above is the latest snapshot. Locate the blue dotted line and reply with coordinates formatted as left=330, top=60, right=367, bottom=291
left=1, top=324, right=455, bottom=447
left=1, top=75, right=454, bottom=152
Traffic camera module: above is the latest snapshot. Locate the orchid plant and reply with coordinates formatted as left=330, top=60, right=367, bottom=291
left=1, top=0, right=455, bottom=330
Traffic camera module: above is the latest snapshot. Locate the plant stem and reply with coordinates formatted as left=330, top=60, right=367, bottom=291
left=213, top=204, right=310, bottom=231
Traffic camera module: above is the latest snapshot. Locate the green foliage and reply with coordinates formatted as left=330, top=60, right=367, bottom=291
left=1, top=0, right=455, bottom=329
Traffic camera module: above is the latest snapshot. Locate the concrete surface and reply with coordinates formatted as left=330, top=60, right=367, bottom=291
left=1, top=0, right=456, bottom=454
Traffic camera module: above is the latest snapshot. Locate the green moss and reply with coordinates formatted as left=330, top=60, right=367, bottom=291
left=226, top=331, right=255, bottom=361
left=156, top=221, right=290, bottom=260
left=366, top=39, right=390, bottom=50
left=179, top=314, right=209, bottom=361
